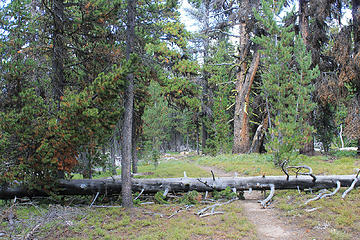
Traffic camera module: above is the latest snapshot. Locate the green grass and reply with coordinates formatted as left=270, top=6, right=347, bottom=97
left=57, top=202, right=256, bottom=240
left=195, top=153, right=359, bottom=176
left=71, top=156, right=211, bottom=180
left=135, top=159, right=211, bottom=178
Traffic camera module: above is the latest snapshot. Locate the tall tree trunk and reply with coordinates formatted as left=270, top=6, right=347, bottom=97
left=121, top=0, right=136, bottom=208
left=201, top=0, right=210, bottom=153
left=232, top=0, right=258, bottom=154
left=353, top=0, right=360, bottom=155
left=299, top=0, right=314, bottom=156
left=52, top=0, right=65, bottom=109
left=52, top=0, right=65, bottom=177
left=353, top=0, right=360, bottom=51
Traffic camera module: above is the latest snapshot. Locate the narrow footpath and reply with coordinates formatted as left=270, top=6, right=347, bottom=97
left=197, top=164, right=309, bottom=240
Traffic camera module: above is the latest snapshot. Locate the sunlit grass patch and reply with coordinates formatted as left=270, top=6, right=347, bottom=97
left=136, top=159, right=211, bottom=178
left=196, top=153, right=359, bottom=176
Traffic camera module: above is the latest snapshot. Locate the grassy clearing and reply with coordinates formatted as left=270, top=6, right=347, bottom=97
left=134, top=157, right=211, bottom=178
left=72, top=155, right=211, bottom=180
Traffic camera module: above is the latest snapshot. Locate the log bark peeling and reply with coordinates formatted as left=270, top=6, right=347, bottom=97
left=1, top=175, right=359, bottom=199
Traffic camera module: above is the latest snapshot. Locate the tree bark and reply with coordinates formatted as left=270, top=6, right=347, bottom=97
left=52, top=0, right=66, bottom=177
left=52, top=0, right=65, bottom=109
left=353, top=0, right=360, bottom=53
left=299, top=0, right=309, bottom=45
left=201, top=0, right=210, bottom=153
left=299, top=0, right=315, bottom=156
left=1, top=175, right=359, bottom=199
left=248, top=115, right=268, bottom=154
left=121, top=0, right=136, bottom=208
left=300, top=138, right=315, bottom=156
left=233, top=50, right=260, bottom=154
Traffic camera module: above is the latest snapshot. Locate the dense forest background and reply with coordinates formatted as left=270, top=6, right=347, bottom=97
left=1, top=0, right=360, bottom=207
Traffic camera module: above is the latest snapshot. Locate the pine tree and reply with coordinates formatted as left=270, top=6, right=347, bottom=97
left=254, top=0, right=319, bottom=165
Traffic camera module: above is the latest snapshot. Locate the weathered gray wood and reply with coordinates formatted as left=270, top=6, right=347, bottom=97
left=0, top=175, right=359, bottom=199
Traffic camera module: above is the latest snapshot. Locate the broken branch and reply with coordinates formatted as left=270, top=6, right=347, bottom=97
left=259, top=184, right=275, bottom=208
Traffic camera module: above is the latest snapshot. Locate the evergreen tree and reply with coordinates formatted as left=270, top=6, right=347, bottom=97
left=254, top=0, right=319, bottom=165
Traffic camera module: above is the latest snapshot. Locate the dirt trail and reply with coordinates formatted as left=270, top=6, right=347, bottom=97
left=197, top=164, right=307, bottom=240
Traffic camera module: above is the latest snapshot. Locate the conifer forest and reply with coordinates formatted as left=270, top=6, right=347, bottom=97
left=1, top=0, right=360, bottom=239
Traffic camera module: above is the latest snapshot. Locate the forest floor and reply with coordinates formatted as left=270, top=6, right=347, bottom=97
left=1, top=152, right=360, bottom=239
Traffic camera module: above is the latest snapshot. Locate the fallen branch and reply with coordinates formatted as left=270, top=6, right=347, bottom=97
left=211, top=170, right=216, bottom=181
left=342, top=178, right=358, bottom=199
left=303, top=182, right=341, bottom=205
left=199, top=211, right=224, bottom=218
left=305, top=207, right=322, bottom=212
left=168, top=205, right=193, bottom=219
left=134, top=189, right=144, bottom=200
left=281, top=161, right=290, bottom=180
left=143, top=211, right=164, bottom=218
left=259, top=184, right=275, bottom=208
left=304, top=189, right=330, bottom=205
left=89, top=192, right=100, bottom=208
left=320, top=181, right=341, bottom=199
left=163, top=188, right=170, bottom=197
left=196, top=198, right=236, bottom=217
left=284, top=164, right=317, bottom=182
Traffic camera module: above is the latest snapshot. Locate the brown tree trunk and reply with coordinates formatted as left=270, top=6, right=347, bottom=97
left=201, top=0, right=210, bottom=153
left=353, top=0, right=360, bottom=52
left=299, top=138, right=315, bottom=156
left=299, top=0, right=314, bottom=156
left=299, top=0, right=309, bottom=45
left=232, top=0, right=261, bottom=154
left=52, top=0, right=66, bottom=177
left=233, top=50, right=260, bottom=154
left=52, top=0, right=65, bottom=109
left=121, top=0, right=136, bottom=208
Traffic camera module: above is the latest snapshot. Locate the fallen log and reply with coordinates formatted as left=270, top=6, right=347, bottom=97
left=0, top=175, right=359, bottom=199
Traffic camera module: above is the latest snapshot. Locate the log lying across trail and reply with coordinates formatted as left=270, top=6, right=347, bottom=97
left=0, top=175, right=359, bottom=199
